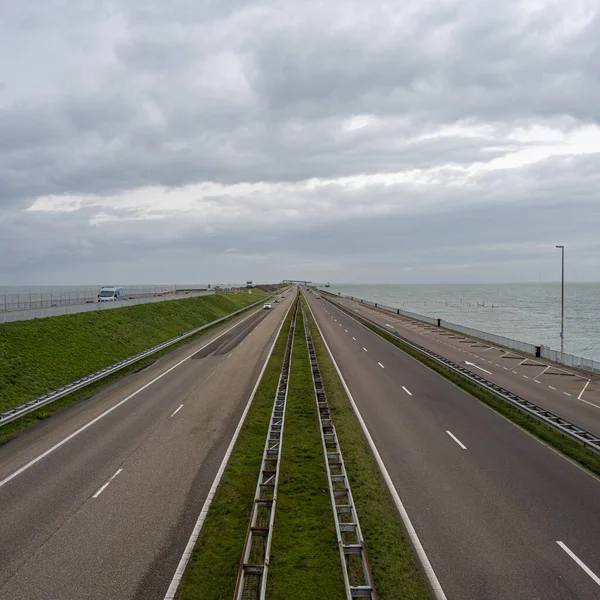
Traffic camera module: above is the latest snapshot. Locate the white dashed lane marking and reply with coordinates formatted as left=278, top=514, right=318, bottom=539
left=93, top=469, right=123, bottom=499
left=170, top=404, right=184, bottom=418
left=446, top=431, right=467, bottom=450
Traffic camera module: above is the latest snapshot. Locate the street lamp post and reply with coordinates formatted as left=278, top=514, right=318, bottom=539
left=556, top=245, right=565, bottom=356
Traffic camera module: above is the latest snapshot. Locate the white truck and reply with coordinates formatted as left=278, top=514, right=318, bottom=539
left=98, top=287, right=125, bottom=302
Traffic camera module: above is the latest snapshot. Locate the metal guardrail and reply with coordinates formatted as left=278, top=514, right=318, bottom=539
left=325, top=291, right=600, bottom=375
left=301, top=299, right=376, bottom=599
left=0, top=298, right=267, bottom=428
left=324, top=296, right=600, bottom=456
left=234, top=300, right=297, bottom=600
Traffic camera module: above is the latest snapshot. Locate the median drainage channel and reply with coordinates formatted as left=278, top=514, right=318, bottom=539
left=301, top=300, right=376, bottom=598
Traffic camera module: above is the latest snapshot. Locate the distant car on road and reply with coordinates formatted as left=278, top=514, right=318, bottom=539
left=263, top=303, right=272, bottom=309
left=98, top=287, right=125, bottom=302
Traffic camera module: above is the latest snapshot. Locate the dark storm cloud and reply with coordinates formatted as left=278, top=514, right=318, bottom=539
left=1, top=0, right=599, bottom=282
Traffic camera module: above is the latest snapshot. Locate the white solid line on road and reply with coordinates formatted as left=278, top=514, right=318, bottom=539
left=170, top=404, right=184, bottom=418
left=0, top=306, right=265, bottom=491
left=557, top=541, right=600, bottom=587
left=378, top=362, right=385, bottom=369
left=578, top=379, right=591, bottom=401
left=303, top=302, right=448, bottom=600
left=163, top=299, right=294, bottom=600
left=352, top=337, right=356, bottom=341
left=564, top=392, right=572, bottom=396
left=402, top=386, right=412, bottom=396
left=465, top=361, right=492, bottom=375
left=549, top=386, right=556, bottom=390
left=363, top=347, right=368, bottom=352
left=93, top=469, right=123, bottom=499
left=446, top=431, right=467, bottom=450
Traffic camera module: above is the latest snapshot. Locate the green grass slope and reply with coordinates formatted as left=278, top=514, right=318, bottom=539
left=0, top=293, right=259, bottom=413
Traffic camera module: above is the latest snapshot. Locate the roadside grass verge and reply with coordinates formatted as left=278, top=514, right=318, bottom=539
left=266, top=307, right=345, bottom=600
left=176, top=301, right=296, bottom=600
left=336, top=303, right=600, bottom=480
left=304, top=303, right=432, bottom=600
left=0, top=294, right=261, bottom=445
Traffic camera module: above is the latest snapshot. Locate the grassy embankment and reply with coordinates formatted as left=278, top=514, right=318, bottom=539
left=333, top=301, right=600, bottom=479
left=303, top=301, right=432, bottom=600
left=176, top=299, right=346, bottom=599
left=0, top=292, right=263, bottom=443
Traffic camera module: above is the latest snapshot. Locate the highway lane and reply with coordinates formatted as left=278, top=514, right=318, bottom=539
left=331, top=295, right=600, bottom=438
left=0, top=294, right=294, bottom=600
left=304, top=291, right=600, bottom=600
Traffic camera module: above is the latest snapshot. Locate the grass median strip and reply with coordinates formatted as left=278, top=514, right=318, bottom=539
left=344, top=308, right=600, bottom=480
left=175, top=301, right=295, bottom=600
left=266, top=309, right=346, bottom=600
left=304, top=305, right=432, bottom=600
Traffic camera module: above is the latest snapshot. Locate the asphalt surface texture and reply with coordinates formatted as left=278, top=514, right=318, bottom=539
left=304, top=289, right=600, bottom=600
left=331, top=294, right=600, bottom=438
left=0, top=294, right=294, bottom=600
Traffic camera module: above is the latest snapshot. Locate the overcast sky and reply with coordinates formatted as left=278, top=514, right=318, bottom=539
left=1, top=0, right=599, bottom=285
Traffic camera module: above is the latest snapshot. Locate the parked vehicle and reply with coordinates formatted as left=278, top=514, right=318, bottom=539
left=98, top=287, right=125, bottom=302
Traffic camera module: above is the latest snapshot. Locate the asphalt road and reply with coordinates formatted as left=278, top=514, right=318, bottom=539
left=304, top=290, right=600, bottom=600
left=331, top=295, right=600, bottom=437
left=0, top=294, right=294, bottom=600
